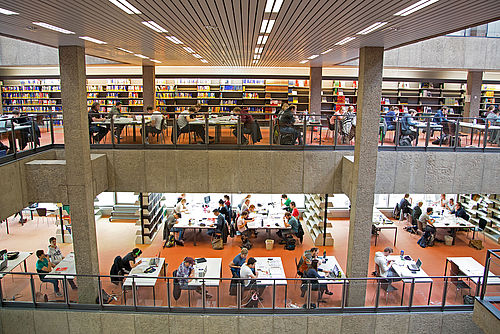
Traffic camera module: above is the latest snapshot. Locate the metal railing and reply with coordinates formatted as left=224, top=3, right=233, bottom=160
left=1, top=271, right=497, bottom=313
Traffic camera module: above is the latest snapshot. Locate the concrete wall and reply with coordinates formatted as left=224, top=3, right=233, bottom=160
left=342, top=36, right=500, bottom=71
left=0, top=308, right=484, bottom=334
left=473, top=299, right=500, bottom=334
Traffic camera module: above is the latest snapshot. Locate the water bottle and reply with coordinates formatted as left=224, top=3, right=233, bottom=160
left=400, top=250, right=404, bottom=260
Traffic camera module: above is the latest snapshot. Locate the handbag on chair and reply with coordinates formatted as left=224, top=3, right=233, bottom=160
left=212, top=236, right=224, bottom=250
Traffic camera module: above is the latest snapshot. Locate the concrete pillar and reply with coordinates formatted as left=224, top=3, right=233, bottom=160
left=142, top=65, right=155, bottom=109
left=346, top=47, right=384, bottom=307
left=59, top=46, right=99, bottom=303
left=309, top=67, right=322, bottom=120
left=464, top=71, right=483, bottom=119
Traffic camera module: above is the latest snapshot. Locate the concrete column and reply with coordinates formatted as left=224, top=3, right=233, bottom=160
left=464, top=71, right=483, bottom=119
left=142, top=65, right=155, bottom=109
left=309, top=67, right=322, bottom=120
left=346, top=47, right=384, bottom=307
left=59, top=46, right=99, bottom=303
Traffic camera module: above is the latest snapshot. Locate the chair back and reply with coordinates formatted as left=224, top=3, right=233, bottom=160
left=36, top=208, right=47, bottom=217
left=374, top=263, right=381, bottom=277
left=478, top=218, right=488, bottom=230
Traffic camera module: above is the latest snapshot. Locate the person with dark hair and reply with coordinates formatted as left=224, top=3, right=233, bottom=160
left=400, top=109, right=418, bottom=142
left=140, top=106, right=164, bottom=144
left=374, top=247, right=401, bottom=290
left=47, top=236, right=63, bottom=265
left=278, top=105, right=302, bottom=145
left=36, top=249, right=62, bottom=296
left=399, top=194, right=412, bottom=219
left=290, top=201, right=299, bottom=220
left=450, top=202, right=468, bottom=220
left=277, top=212, right=299, bottom=241
left=108, top=101, right=125, bottom=139
left=237, top=211, right=251, bottom=242
left=122, top=248, right=142, bottom=273
left=164, top=212, right=183, bottom=245
left=281, top=194, right=291, bottom=210
left=240, top=257, right=265, bottom=298
left=298, top=247, right=319, bottom=276
left=233, top=107, right=262, bottom=144
left=174, top=106, right=207, bottom=143
left=208, top=208, right=225, bottom=237
left=229, top=248, right=249, bottom=277
left=175, top=256, right=212, bottom=297
left=88, top=102, right=109, bottom=143
left=304, top=259, right=333, bottom=302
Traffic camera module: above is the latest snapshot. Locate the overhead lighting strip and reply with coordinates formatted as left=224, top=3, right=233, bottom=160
left=166, top=36, right=183, bottom=44
left=307, top=55, right=319, bottom=60
left=394, top=0, right=439, bottom=16
left=299, top=60, right=309, bottom=64
left=321, top=49, right=332, bottom=55
left=109, top=0, right=141, bottom=14
left=0, top=7, right=18, bottom=15
left=142, top=21, right=168, bottom=33
left=192, top=54, right=202, bottom=58
left=260, top=19, right=275, bottom=33
left=357, top=22, right=388, bottom=35
left=32, top=22, right=75, bottom=34
left=265, top=0, right=284, bottom=13
left=134, top=54, right=148, bottom=59
left=183, top=47, right=194, bottom=53
left=116, top=47, right=133, bottom=53
left=79, top=36, right=107, bottom=44
left=257, top=35, right=268, bottom=45
left=200, top=59, right=208, bottom=63
left=335, top=36, right=356, bottom=45
left=150, top=59, right=161, bottom=63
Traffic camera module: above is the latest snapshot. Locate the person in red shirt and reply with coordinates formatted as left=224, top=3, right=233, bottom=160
left=290, top=201, right=299, bottom=220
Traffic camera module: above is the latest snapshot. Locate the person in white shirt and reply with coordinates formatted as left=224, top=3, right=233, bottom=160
left=174, top=106, right=208, bottom=143
left=374, top=247, right=401, bottom=290
left=47, top=236, right=63, bottom=265
left=241, top=199, right=251, bottom=213
left=174, top=198, right=188, bottom=214
left=239, top=257, right=265, bottom=298
left=141, top=106, right=164, bottom=144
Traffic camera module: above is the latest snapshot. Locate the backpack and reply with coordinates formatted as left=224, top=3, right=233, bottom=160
left=399, top=135, right=412, bottom=146
left=164, top=234, right=175, bottom=248
left=212, top=236, right=224, bottom=250
left=285, top=236, right=296, bottom=250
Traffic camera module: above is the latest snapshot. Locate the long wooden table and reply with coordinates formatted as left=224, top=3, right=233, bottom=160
left=372, top=208, right=397, bottom=246
left=0, top=252, right=32, bottom=278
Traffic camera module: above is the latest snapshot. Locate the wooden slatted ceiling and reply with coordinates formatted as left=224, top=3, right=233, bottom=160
left=0, top=0, right=499, bottom=67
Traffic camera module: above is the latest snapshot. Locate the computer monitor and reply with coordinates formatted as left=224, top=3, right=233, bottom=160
left=416, top=259, right=422, bottom=269
left=204, top=196, right=211, bottom=204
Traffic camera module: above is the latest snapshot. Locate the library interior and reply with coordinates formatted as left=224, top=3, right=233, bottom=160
left=0, top=1, right=500, bottom=334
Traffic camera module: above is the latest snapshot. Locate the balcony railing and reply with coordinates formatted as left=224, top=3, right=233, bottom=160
left=1, top=111, right=499, bottom=165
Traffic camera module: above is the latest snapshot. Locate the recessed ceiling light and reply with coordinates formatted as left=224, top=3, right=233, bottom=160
left=357, top=22, right=388, bottom=35
left=79, top=36, right=107, bottom=44
left=134, top=54, right=148, bottom=59
left=307, top=55, right=319, bottom=60
left=192, top=54, right=202, bottom=58
left=183, top=47, right=194, bottom=53
left=116, top=47, right=133, bottom=53
left=109, top=0, right=141, bottom=14
left=0, top=7, right=18, bottom=15
left=32, top=22, right=75, bottom=34
left=166, top=36, right=183, bottom=44
left=254, top=55, right=261, bottom=59
left=150, top=59, right=161, bottom=63
left=321, top=49, right=332, bottom=55
left=257, top=35, right=268, bottom=44
left=142, top=21, right=167, bottom=33
left=255, top=47, right=263, bottom=54
left=299, top=60, right=309, bottom=64
left=200, top=59, right=208, bottom=63
left=394, top=0, right=439, bottom=16
left=260, top=19, right=275, bottom=33
left=334, top=36, right=356, bottom=45
left=253, top=60, right=259, bottom=64
left=265, top=0, right=284, bottom=13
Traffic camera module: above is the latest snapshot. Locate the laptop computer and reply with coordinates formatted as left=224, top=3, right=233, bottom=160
left=408, top=259, right=422, bottom=271
left=148, top=250, right=161, bottom=266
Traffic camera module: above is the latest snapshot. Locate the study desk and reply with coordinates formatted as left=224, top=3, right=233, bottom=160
left=190, top=116, right=238, bottom=143
left=93, top=117, right=151, bottom=143
left=459, top=121, right=500, bottom=146
left=123, top=257, right=167, bottom=306
left=387, top=255, right=433, bottom=305
left=0, top=252, right=32, bottom=278
left=413, top=121, right=442, bottom=146
left=432, top=215, right=475, bottom=245
left=317, top=256, right=346, bottom=284
left=187, top=258, right=222, bottom=306
left=445, top=257, right=500, bottom=287
left=173, top=207, right=216, bottom=245
left=48, top=253, right=75, bottom=279
left=247, top=210, right=290, bottom=239
left=372, top=208, right=397, bottom=246
left=254, top=257, right=287, bottom=307
left=0, top=124, right=32, bottom=153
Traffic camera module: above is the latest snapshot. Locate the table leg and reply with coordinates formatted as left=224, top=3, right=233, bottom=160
left=470, top=128, right=474, bottom=145
left=428, top=281, right=433, bottom=305
left=478, top=130, right=482, bottom=147
left=217, top=286, right=220, bottom=307
left=284, top=285, right=288, bottom=308
left=472, top=228, right=476, bottom=240
left=374, top=229, right=378, bottom=246
left=133, top=124, right=137, bottom=142
left=30, top=210, right=33, bottom=220
left=451, top=228, right=457, bottom=245
left=401, top=281, right=406, bottom=306
left=23, top=259, right=27, bottom=272
left=153, top=286, right=156, bottom=306
left=394, top=227, right=397, bottom=247
left=267, top=229, right=271, bottom=240
left=193, top=228, right=197, bottom=246
left=415, top=128, right=420, bottom=146
left=123, top=287, right=127, bottom=305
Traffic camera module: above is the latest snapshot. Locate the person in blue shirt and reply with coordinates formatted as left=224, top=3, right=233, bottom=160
left=432, top=106, right=449, bottom=124
left=277, top=212, right=300, bottom=241
left=384, top=106, right=399, bottom=131
left=303, top=259, right=333, bottom=303
left=450, top=202, right=468, bottom=220
left=400, top=109, right=418, bottom=140
left=229, top=248, right=248, bottom=277
left=208, top=209, right=226, bottom=237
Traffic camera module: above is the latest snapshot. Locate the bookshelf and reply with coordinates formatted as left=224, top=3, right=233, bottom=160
left=303, top=194, right=334, bottom=246
left=458, top=194, right=500, bottom=243
left=155, top=78, right=309, bottom=113
left=321, top=80, right=466, bottom=115
left=137, top=192, right=165, bottom=244
left=480, top=84, right=500, bottom=116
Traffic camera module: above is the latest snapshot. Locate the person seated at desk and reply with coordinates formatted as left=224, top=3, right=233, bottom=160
left=232, top=107, right=262, bottom=144
left=108, top=101, right=125, bottom=140
left=438, top=194, right=447, bottom=208
left=207, top=208, right=225, bottom=237
left=241, top=198, right=251, bottom=214
left=174, top=198, right=189, bottom=214
left=399, top=194, right=412, bottom=219
left=238, top=195, right=251, bottom=211
left=279, top=105, right=302, bottom=145
left=47, top=236, right=64, bottom=265
left=88, top=102, right=109, bottom=143
left=419, top=207, right=436, bottom=241
left=450, top=202, right=468, bottom=220
left=400, top=109, right=418, bottom=141
left=240, top=257, right=265, bottom=299
left=10, top=110, right=41, bottom=151
left=385, top=106, right=399, bottom=131
left=374, top=247, right=401, bottom=290
left=432, top=106, right=449, bottom=142
left=218, top=199, right=230, bottom=223
left=304, top=259, right=333, bottom=302
left=36, top=250, right=63, bottom=297
left=237, top=211, right=251, bottom=242
left=175, top=257, right=212, bottom=298
left=277, top=212, right=299, bottom=242
left=122, top=248, right=143, bottom=274
left=174, top=106, right=209, bottom=144
left=164, top=212, right=183, bottom=246
left=229, top=248, right=249, bottom=277
left=340, top=106, right=356, bottom=143
left=297, top=247, right=319, bottom=276
left=446, top=198, right=455, bottom=212
left=281, top=194, right=291, bottom=211
left=140, top=106, right=164, bottom=144
left=290, top=201, right=299, bottom=220
left=412, top=202, right=423, bottom=230
left=486, top=107, right=500, bottom=145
